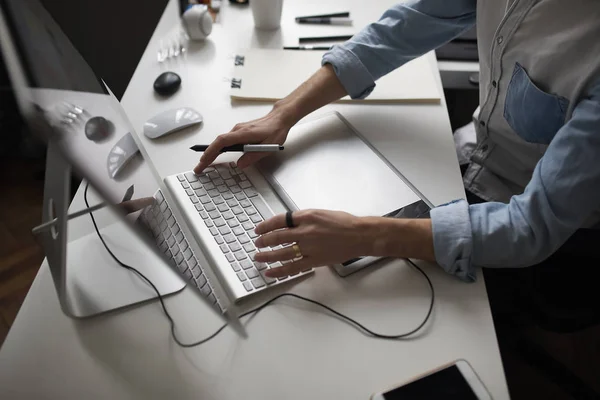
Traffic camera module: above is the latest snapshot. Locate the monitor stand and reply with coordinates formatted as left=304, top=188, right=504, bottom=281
left=34, top=142, right=185, bottom=318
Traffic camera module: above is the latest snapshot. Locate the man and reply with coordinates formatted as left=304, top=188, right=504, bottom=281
left=194, top=0, right=600, bottom=285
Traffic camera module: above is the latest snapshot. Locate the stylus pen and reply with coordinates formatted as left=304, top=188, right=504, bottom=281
left=297, top=17, right=353, bottom=25
left=190, top=144, right=284, bottom=152
left=284, top=46, right=333, bottom=50
left=299, top=34, right=353, bottom=43
left=295, top=12, right=350, bottom=20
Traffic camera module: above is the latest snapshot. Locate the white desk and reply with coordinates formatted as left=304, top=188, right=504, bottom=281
left=0, top=1, right=509, bottom=399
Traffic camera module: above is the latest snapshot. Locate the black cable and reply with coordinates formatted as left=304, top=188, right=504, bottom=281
left=84, top=183, right=434, bottom=347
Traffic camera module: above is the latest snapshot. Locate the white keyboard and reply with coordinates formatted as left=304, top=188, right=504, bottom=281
left=174, top=162, right=311, bottom=298
left=139, top=190, right=222, bottom=312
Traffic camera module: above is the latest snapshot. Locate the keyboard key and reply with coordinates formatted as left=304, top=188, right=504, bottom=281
left=217, top=185, right=228, bottom=193
left=208, top=189, right=220, bottom=197
left=237, top=272, right=247, bottom=282
left=246, top=268, right=259, bottom=279
left=229, top=242, right=242, bottom=252
left=214, top=218, right=226, bottom=227
left=160, top=202, right=168, bottom=212
left=220, top=169, right=232, bottom=179
left=199, top=175, right=211, bottom=184
left=234, top=250, right=246, bottom=261
left=184, top=269, right=193, bottom=280
left=270, top=262, right=283, bottom=268
left=240, top=259, right=253, bottom=270
left=192, top=266, right=202, bottom=279
left=238, top=234, right=250, bottom=244
left=200, top=196, right=212, bottom=204
left=225, top=178, right=236, bottom=187
left=222, top=192, right=234, bottom=200
left=191, top=181, right=202, bottom=190
left=231, top=262, right=241, bottom=272
left=205, top=203, right=216, bottom=212
left=174, top=252, right=183, bottom=264
left=251, top=277, right=265, bottom=289
left=219, top=226, right=231, bottom=235
left=235, top=193, right=246, bottom=201
left=243, top=281, right=253, bottom=292
left=181, top=181, right=190, bottom=189
left=277, top=276, right=288, bottom=281
left=225, top=253, right=235, bottom=263
left=213, top=196, right=225, bottom=205
left=213, top=178, right=225, bottom=186
left=199, top=210, right=208, bottom=219
left=232, top=206, right=244, bottom=215
left=167, top=236, right=176, bottom=247
left=242, top=221, right=254, bottom=231
left=156, top=235, right=165, bottom=246
left=223, top=233, right=236, bottom=243
left=226, top=199, right=238, bottom=207
left=159, top=220, right=168, bottom=232
left=183, top=248, right=193, bottom=260
left=262, top=272, right=276, bottom=285
left=190, top=197, right=199, bottom=204
left=231, top=185, right=242, bottom=194
left=239, top=180, right=252, bottom=189
left=250, top=214, right=262, bottom=224
left=204, top=219, right=214, bottom=228
left=208, top=210, right=220, bottom=219
left=180, top=240, right=189, bottom=252
left=177, top=174, right=186, bottom=182
left=222, top=210, right=235, bottom=220
left=246, top=208, right=257, bottom=216
left=189, top=257, right=198, bottom=269
left=239, top=199, right=252, bottom=208
left=195, top=204, right=203, bottom=212
left=249, top=251, right=257, bottom=261
left=238, top=172, right=247, bottom=180
left=218, top=204, right=229, bottom=213
left=172, top=245, right=180, bottom=257
left=208, top=171, right=220, bottom=180
left=159, top=242, right=168, bottom=253
left=237, top=214, right=249, bottom=223
left=243, top=243, right=256, bottom=253
left=164, top=209, right=172, bottom=219
left=167, top=216, right=175, bottom=227
left=195, top=188, right=208, bottom=197
left=185, top=172, right=198, bottom=182
left=175, top=231, right=184, bottom=243
left=244, top=188, right=258, bottom=197
left=200, top=284, right=211, bottom=297
left=248, top=230, right=258, bottom=239
left=227, top=219, right=240, bottom=228
left=209, top=227, right=219, bottom=236
left=204, top=182, right=215, bottom=190
left=173, top=224, right=180, bottom=235
left=233, top=226, right=245, bottom=236
left=215, top=236, right=224, bottom=245
left=196, top=274, right=206, bottom=287
left=220, top=244, right=230, bottom=253
left=255, top=261, right=268, bottom=271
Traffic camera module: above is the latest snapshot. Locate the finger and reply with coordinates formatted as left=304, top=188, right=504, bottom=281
left=254, top=246, right=296, bottom=263
left=255, top=213, right=289, bottom=235
left=254, top=230, right=297, bottom=248
left=236, top=152, right=269, bottom=170
left=194, top=131, right=248, bottom=174
left=265, top=259, right=312, bottom=278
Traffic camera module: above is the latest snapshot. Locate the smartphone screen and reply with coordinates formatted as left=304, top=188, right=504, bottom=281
left=382, top=365, right=478, bottom=400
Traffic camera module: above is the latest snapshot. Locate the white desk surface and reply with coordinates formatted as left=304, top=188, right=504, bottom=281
left=0, top=1, right=509, bottom=399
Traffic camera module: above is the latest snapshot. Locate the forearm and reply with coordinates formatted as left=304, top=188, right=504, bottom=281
left=271, top=64, right=347, bottom=126
left=361, top=217, right=435, bottom=262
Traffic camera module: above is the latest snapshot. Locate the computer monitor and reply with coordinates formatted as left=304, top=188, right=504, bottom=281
left=0, top=0, right=244, bottom=335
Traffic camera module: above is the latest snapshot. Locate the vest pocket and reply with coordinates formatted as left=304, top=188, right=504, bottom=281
left=503, top=63, right=569, bottom=144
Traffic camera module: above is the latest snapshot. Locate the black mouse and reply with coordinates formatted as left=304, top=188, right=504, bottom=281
left=153, top=71, right=181, bottom=96
left=85, top=116, right=110, bottom=141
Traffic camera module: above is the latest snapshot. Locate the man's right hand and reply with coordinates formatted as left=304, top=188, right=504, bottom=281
left=193, top=110, right=294, bottom=174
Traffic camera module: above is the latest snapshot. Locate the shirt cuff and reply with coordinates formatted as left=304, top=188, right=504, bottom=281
left=430, top=199, right=476, bottom=282
left=322, top=44, right=376, bottom=99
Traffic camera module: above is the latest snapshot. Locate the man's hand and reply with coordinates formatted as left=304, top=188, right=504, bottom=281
left=194, top=110, right=293, bottom=174
left=253, top=209, right=436, bottom=278
left=253, top=209, right=374, bottom=278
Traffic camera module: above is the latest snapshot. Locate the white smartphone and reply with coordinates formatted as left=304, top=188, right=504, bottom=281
left=371, top=359, right=492, bottom=400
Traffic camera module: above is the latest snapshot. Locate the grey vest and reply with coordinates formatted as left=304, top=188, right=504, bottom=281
left=464, top=0, right=600, bottom=205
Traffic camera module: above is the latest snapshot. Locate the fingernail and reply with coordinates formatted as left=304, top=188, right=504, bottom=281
left=254, top=239, right=263, bottom=247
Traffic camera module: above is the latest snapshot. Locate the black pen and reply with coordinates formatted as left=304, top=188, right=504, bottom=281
left=295, top=12, right=350, bottom=20
left=297, top=17, right=352, bottom=25
left=190, top=144, right=284, bottom=152
left=284, top=45, right=332, bottom=50
left=299, top=35, right=353, bottom=43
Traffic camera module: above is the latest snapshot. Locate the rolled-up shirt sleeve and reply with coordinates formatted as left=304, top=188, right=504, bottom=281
left=431, top=82, right=600, bottom=281
left=322, top=0, right=476, bottom=99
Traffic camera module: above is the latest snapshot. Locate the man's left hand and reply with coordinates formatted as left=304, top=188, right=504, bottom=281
left=253, top=209, right=373, bottom=278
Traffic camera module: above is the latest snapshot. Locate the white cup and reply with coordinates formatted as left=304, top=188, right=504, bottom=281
left=182, top=4, right=213, bottom=40
left=250, top=0, right=284, bottom=30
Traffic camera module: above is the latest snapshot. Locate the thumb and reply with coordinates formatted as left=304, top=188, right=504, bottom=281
left=236, top=152, right=269, bottom=169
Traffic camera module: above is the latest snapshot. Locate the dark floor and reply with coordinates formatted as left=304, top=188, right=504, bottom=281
left=0, top=154, right=599, bottom=399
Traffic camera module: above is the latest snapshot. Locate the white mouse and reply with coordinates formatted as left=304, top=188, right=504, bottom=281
left=107, top=132, right=140, bottom=179
left=143, top=107, right=203, bottom=139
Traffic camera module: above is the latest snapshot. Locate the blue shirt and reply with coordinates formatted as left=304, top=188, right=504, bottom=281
left=322, top=0, right=600, bottom=281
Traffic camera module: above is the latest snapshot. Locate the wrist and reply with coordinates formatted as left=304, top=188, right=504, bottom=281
left=272, top=99, right=303, bottom=128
